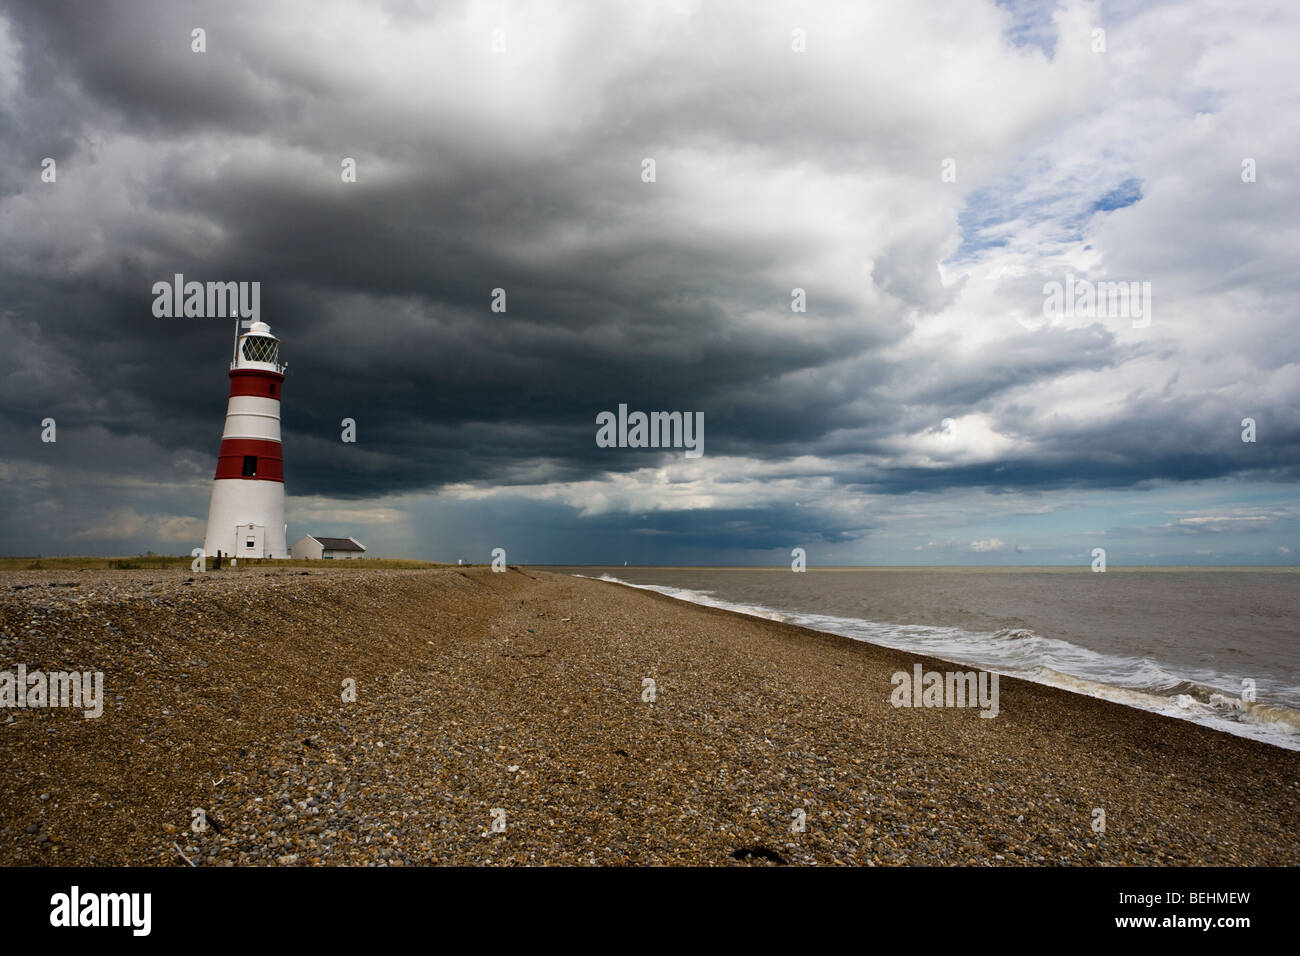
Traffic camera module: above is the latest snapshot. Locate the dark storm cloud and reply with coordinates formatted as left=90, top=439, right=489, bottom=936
left=3, top=0, right=911, bottom=500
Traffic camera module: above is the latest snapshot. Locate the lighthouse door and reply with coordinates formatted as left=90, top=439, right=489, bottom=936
left=236, top=524, right=266, bottom=558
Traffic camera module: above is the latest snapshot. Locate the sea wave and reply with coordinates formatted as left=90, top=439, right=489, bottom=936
left=579, top=573, right=1300, bottom=750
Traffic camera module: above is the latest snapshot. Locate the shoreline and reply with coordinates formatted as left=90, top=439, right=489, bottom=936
left=2, top=567, right=1297, bottom=865
left=575, top=570, right=1300, bottom=751
left=543, top=565, right=1300, bottom=572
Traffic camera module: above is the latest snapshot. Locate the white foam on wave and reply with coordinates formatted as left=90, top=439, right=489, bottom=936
left=584, top=574, right=794, bottom=622
left=579, top=573, right=1300, bottom=750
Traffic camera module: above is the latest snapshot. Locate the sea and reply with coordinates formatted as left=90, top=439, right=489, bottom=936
left=548, top=566, right=1300, bottom=750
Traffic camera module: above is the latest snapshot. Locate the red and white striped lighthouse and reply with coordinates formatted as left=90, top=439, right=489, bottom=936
left=203, top=320, right=288, bottom=559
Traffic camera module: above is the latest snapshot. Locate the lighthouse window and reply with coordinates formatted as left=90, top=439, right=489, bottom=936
left=241, top=335, right=279, bottom=364
left=242, top=455, right=258, bottom=477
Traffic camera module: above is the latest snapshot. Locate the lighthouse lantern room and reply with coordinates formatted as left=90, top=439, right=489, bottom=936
left=203, top=320, right=289, bottom=559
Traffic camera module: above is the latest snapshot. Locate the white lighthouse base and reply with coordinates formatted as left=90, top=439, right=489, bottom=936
left=204, top=479, right=288, bottom=558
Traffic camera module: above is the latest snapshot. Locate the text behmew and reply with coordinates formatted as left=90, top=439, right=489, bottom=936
left=152, top=273, right=260, bottom=320
left=890, top=664, right=999, bottom=718
left=0, top=665, right=102, bottom=718
left=596, top=404, right=704, bottom=458
left=50, top=886, right=151, bottom=936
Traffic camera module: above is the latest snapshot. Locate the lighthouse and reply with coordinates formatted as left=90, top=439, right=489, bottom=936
left=203, top=320, right=289, bottom=559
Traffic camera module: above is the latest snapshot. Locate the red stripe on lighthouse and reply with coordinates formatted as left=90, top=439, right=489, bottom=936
left=214, top=438, right=284, bottom=482
left=229, top=368, right=285, bottom=399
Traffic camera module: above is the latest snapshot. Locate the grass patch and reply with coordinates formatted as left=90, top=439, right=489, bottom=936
left=0, top=556, right=453, bottom=571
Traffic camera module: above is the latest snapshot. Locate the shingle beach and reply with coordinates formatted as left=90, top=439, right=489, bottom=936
left=2, top=567, right=1296, bottom=866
